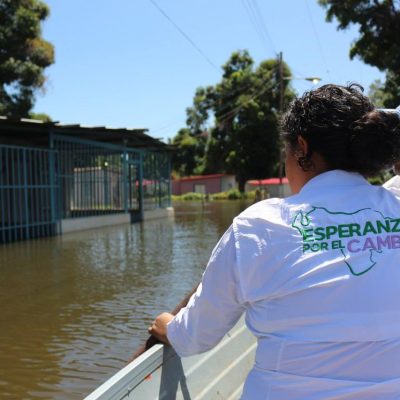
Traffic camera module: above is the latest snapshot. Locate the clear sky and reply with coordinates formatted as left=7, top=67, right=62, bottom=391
left=33, top=0, right=385, bottom=141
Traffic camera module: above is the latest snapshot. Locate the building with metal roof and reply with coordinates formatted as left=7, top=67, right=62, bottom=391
left=172, top=174, right=237, bottom=195
left=0, top=117, right=173, bottom=244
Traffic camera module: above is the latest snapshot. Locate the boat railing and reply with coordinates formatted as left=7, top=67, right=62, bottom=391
left=84, top=317, right=256, bottom=400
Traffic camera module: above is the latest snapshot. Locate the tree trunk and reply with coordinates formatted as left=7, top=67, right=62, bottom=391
left=238, top=178, right=246, bottom=193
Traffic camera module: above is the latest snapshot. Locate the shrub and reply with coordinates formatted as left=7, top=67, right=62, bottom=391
left=244, top=190, right=257, bottom=200
left=212, top=189, right=243, bottom=200
left=368, top=176, right=385, bottom=185
left=226, top=189, right=242, bottom=200
left=181, top=192, right=205, bottom=200
left=172, top=189, right=257, bottom=201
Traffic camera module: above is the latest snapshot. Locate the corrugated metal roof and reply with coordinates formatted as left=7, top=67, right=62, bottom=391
left=173, top=174, right=234, bottom=182
left=248, top=177, right=289, bottom=185
left=0, top=116, right=171, bottom=151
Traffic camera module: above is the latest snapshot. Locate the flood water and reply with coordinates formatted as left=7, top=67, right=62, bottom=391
left=0, top=201, right=249, bottom=399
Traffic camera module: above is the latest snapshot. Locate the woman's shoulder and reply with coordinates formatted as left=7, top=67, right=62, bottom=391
left=233, top=197, right=291, bottom=232
left=237, top=197, right=283, bottom=218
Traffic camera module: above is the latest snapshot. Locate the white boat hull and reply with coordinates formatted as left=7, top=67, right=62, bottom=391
left=84, top=318, right=256, bottom=400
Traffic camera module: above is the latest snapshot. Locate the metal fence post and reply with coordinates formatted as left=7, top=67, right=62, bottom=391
left=139, top=152, right=144, bottom=221
left=22, top=148, right=30, bottom=240
left=122, top=145, right=128, bottom=214
left=167, top=153, right=172, bottom=207
left=49, top=133, right=59, bottom=234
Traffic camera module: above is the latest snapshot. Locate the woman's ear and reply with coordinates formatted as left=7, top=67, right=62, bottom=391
left=297, top=136, right=309, bottom=156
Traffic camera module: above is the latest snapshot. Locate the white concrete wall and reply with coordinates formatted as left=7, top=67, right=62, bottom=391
left=61, top=213, right=130, bottom=234
left=221, top=176, right=237, bottom=192
left=245, top=183, right=292, bottom=198
left=61, top=208, right=175, bottom=234
left=143, top=207, right=174, bottom=221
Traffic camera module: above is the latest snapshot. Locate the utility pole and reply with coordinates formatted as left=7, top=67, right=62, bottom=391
left=278, top=51, right=284, bottom=197
left=276, top=53, right=321, bottom=198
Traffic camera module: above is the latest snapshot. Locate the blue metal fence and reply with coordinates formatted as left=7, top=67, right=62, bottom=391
left=51, top=134, right=142, bottom=219
left=142, top=151, right=171, bottom=210
left=0, top=144, right=59, bottom=244
left=0, top=134, right=171, bottom=244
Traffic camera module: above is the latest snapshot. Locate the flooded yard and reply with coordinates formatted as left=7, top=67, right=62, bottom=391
left=0, top=201, right=249, bottom=399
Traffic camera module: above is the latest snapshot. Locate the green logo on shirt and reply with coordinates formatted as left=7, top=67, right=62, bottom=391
left=292, top=206, right=400, bottom=275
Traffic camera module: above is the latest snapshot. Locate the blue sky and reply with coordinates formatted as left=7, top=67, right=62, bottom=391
left=33, top=0, right=385, bottom=141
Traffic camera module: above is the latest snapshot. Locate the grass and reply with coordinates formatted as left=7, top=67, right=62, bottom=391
left=172, top=189, right=258, bottom=201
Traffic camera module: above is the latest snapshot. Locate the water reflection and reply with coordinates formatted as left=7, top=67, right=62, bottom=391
left=0, top=200, right=249, bottom=399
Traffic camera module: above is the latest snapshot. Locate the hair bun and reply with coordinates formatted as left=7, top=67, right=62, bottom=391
left=281, top=84, right=400, bottom=176
left=349, top=109, right=400, bottom=175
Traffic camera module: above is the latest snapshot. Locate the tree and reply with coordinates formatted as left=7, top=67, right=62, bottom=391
left=172, top=50, right=294, bottom=191
left=319, top=0, right=400, bottom=107
left=171, top=128, right=206, bottom=176
left=368, top=79, right=388, bottom=108
left=29, top=111, right=51, bottom=121
left=0, top=0, right=54, bottom=117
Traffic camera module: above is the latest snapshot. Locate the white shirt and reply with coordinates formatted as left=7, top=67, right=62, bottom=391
left=167, top=170, right=400, bottom=399
left=384, top=174, right=400, bottom=193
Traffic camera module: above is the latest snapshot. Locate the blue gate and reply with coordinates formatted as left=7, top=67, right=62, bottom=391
left=51, top=134, right=143, bottom=219
left=0, top=144, right=59, bottom=244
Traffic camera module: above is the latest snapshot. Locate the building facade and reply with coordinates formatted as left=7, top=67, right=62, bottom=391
left=172, top=174, right=237, bottom=195
left=0, top=117, right=172, bottom=244
left=246, top=177, right=291, bottom=198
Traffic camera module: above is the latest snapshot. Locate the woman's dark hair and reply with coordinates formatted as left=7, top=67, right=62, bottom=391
left=281, top=83, right=400, bottom=176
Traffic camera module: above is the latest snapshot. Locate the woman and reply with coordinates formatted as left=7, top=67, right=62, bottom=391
left=150, top=84, right=400, bottom=399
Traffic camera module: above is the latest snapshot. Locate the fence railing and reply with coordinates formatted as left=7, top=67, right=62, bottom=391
left=0, top=135, right=172, bottom=243
left=0, top=144, right=59, bottom=244
left=52, top=134, right=142, bottom=219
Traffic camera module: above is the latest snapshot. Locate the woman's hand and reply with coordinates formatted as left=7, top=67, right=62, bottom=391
left=148, top=312, right=174, bottom=345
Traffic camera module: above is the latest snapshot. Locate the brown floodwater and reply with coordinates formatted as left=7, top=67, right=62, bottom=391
left=0, top=201, right=249, bottom=399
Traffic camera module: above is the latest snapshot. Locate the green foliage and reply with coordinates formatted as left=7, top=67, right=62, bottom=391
left=181, top=192, right=205, bottom=201
left=171, top=128, right=206, bottom=177
left=172, top=189, right=257, bottom=201
left=243, top=190, right=257, bottom=201
left=319, top=0, right=400, bottom=107
left=212, top=189, right=242, bottom=200
left=172, top=50, right=295, bottom=191
left=29, top=111, right=51, bottom=121
left=368, top=175, right=385, bottom=186
left=368, top=79, right=389, bottom=108
left=368, top=169, right=393, bottom=186
left=0, top=0, right=55, bottom=117
left=381, top=71, right=400, bottom=108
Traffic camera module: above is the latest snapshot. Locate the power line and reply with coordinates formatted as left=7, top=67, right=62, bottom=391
left=250, top=0, right=277, bottom=54
left=148, top=0, right=220, bottom=72
left=151, top=119, right=182, bottom=134
left=215, top=77, right=279, bottom=129
left=152, top=68, right=278, bottom=137
left=242, top=0, right=277, bottom=56
left=242, top=0, right=267, bottom=53
left=303, top=0, right=331, bottom=77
